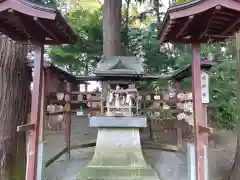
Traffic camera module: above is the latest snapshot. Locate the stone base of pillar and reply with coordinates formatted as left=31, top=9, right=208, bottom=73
left=77, top=128, right=160, bottom=180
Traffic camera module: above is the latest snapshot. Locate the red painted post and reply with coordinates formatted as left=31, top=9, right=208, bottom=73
left=26, top=44, right=44, bottom=180
left=36, top=68, right=45, bottom=180
left=65, top=82, right=72, bottom=159
left=192, top=44, right=205, bottom=180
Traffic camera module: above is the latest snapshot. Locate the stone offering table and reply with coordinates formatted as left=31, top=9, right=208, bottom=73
left=76, top=116, right=160, bottom=180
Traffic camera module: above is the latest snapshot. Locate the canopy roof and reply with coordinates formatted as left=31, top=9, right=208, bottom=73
left=0, top=0, right=77, bottom=44
left=77, top=58, right=216, bottom=82
left=26, top=60, right=78, bottom=83
left=158, top=0, right=240, bottom=44
left=94, top=56, right=145, bottom=76
left=26, top=60, right=88, bottom=85
left=173, top=58, right=216, bottom=81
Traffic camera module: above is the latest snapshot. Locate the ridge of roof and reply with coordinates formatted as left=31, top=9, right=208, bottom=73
left=168, top=0, right=202, bottom=12
left=16, top=0, right=57, bottom=13
left=108, top=59, right=133, bottom=70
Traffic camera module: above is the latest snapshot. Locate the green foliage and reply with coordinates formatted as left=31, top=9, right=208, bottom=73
left=49, top=8, right=103, bottom=75
left=169, top=41, right=238, bottom=129
left=68, top=0, right=102, bottom=12
left=175, top=0, right=192, bottom=5
left=208, top=40, right=237, bottom=129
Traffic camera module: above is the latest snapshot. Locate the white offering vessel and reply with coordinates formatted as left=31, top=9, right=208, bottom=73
left=115, top=93, right=120, bottom=109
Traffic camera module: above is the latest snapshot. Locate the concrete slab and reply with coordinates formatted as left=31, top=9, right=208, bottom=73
left=89, top=116, right=147, bottom=128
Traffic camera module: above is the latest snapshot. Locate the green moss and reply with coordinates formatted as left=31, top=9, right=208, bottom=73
left=175, top=0, right=192, bottom=5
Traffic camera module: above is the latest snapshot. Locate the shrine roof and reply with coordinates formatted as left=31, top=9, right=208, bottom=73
left=26, top=60, right=83, bottom=83
left=76, top=75, right=145, bottom=82
left=158, top=0, right=240, bottom=44
left=173, top=58, right=217, bottom=81
left=0, top=0, right=77, bottom=45
left=94, top=56, right=145, bottom=76
left=78, top=58, right=217, bottom=82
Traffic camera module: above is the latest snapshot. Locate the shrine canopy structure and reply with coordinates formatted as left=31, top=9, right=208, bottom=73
left=158, top=1, right=240, bottom=180
left=94, top=56, right=145, bottom=113
left=0, top=0, right=76, bottom=44
left=159, top=0, right=240, bottom=44
left=94, top=56, right=145, bottom=81
left=27, top=60, right=88, bottom=108
left=0, top=0, right=77, bottom=180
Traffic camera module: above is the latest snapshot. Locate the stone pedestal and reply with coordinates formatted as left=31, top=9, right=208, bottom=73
left=76, top=116, right=160, bottom=180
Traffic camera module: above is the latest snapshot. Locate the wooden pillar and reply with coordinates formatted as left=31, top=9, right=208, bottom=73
left=192, top=44, right=204, bottom=180
left=175, top=81, right=183, bottom=147
left=65, top=82, right=72, bottom=159
left=202, top=104, right=208, bottom=180
left=85, top=83, right=88, bottom=93
left=36, top=69, right=45, bottom=180
left=26, top=44, right=44, bottom=180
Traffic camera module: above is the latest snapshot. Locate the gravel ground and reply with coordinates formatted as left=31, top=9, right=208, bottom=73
left=42, top=115, right=237, bottom=180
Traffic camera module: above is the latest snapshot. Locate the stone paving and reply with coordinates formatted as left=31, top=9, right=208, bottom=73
left=43, top=148, right=188, bottom=180
left=42, top=115, right=236, bottom=180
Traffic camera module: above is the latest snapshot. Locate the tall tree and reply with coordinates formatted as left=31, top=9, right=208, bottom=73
left=136, top=0, right=162, bottom=25
left=101, top=0, right=122, bottom=100
left=0, top=36, right=32, bottom=180
left=103, top=0, right=122, bottom=56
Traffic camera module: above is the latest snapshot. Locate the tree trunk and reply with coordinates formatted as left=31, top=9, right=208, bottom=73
left=153, top=0, right=161, bottom=26
left=0, top=35, right=31, bottom=180
left=102, top=0, right=122, bottom=100
left=103, top=0, right=122, bottom=57
left=124, top=0, right=131, bottom=55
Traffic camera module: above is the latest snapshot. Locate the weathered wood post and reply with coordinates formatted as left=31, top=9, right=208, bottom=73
left=174, top=80, right=183, bottom=147
left=65, top=82, right=72, bottom=160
